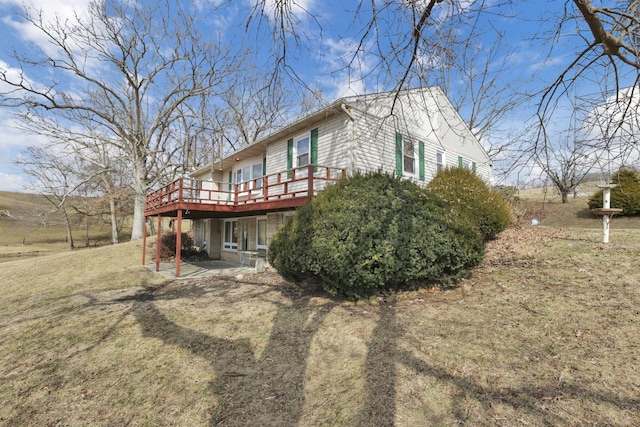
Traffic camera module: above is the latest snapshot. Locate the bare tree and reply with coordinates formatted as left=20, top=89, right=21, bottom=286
left=0, top=0, right=236, bottom=240
left=247, top=1, right=640, bottom=180
left=74, top=139, right=132, bottom=244
left=16, top=145, right=97, bottom=249
left=216, top=74, right=293, bottom=149
left=533, top=132, right=600, bottom=203
left=580, top=87, right=640, bottom=173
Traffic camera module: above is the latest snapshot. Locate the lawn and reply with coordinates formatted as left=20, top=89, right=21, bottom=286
left=1, top=197, right=639, bottom=425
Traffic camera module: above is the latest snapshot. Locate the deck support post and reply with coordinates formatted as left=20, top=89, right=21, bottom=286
left=155, top=214, right=162, bottom=272
left=142, top=218, right=147, bottom=265
left=176, top=209, right=182, bottom=278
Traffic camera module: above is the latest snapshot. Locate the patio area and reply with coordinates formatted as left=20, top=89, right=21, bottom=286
left=144, top=259, right=259, bottom=279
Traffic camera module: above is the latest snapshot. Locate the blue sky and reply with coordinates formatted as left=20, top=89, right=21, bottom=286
left=0, top=0, right=632, bottom=191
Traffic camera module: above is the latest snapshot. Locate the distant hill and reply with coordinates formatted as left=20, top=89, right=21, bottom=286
left=0, top=190, right=127, bottom=247
left=0, top=191, right=54, bottom=220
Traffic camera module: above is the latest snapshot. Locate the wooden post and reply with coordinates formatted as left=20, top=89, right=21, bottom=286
left=234, top=182, right=238, bottom=204
left=142, top=218, right=147, bottom=265
left=155, top=214, right=162, bottom=272
left=176, top=210, right=182, bottom=278
left=307, top=164, right=314, bottom=201
left=598, top=184, right=616, bottom=244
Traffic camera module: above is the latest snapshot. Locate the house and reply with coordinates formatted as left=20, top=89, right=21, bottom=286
left=143, top=87, right=492, bottom=276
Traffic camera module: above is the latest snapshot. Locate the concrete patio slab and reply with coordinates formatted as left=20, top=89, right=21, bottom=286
left=144, top=260, right=257, bottom=279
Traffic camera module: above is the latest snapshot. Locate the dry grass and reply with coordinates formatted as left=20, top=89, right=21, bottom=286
left=518, top=195, right=640, bottom=230
left=1, top=200, right=640, bottom=426
left=0, top=191, right=131, bottom=251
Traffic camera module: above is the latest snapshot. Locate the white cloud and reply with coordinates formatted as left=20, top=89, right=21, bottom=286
left=1, top=0, right=93, bottom=57
left=582, top=86, right=640, bottom=172
left=317, top=37, right=374, bottom=100
left=0, top=171, right=31, bottom=192
left=252, top=0, right=315, bottom=22
left=0, top=108, right=50, bottom=192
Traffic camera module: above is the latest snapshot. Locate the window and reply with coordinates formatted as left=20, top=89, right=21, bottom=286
left=395, top=133, right=420, bottom=178
left=436, top=151, right=444, bottom=172
left=235, top=162, right=264, bottom=191
left=297, top=136, right=310, bottom=166
left=257, top=218, right=267, bottom=249
left=253, top=163, right=264, bottom=188
left=202, top=219, right=208, bottom=250
left=403, top=140, right=415, bottom=175
left=235, top=167, right=243, bottom=189
left=287, top=128, right=318, bottom=178
left=458, top=156, right=471, bottom=169
left=223, top=220, right=238, bottom=250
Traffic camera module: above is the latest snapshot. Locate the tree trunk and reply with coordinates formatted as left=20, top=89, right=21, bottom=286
left=84, top=213, right=90, bottom=247
left=109, top=197, right=119, bottom=244
left=131, top=192, right=146, bottom=240
left=62, top=208, right=75, bottom=250
left=561, top=190, right=569, bottom=203
left=130, top=163, right=149, bottom=241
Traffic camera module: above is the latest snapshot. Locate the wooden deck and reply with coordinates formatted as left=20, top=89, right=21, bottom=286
left=144, top=165, right=346, bottom=218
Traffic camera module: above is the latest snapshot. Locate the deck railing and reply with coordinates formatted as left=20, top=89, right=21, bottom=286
left=145, top=164, right=346, bottom=212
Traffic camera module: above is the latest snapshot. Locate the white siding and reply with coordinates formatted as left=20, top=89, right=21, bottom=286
left=317, top=115, right=351, bottom=169
left=351, top=111, right=397, bottom=175
left=347, top=88, right=491, bottom=183
left=265, top=114, right=351, bottom=173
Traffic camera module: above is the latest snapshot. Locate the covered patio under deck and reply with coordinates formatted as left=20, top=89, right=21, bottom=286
left=142, top=165, right=345, bottom=278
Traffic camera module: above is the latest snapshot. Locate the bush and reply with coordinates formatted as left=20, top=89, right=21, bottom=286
left=588, top=168, right=640, bottom=216
left=426, top=167, right=513, bottom=240
left=269, top=172, right=485, bottom=299
left=158, top=232, right=208, bottom=261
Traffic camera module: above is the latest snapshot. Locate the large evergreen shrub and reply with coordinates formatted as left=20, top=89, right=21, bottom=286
left=588, top=168, right=640, bottom=216
left=269, top=172, right=485, bottom=299
left=426, top=167, right=513, bottom=240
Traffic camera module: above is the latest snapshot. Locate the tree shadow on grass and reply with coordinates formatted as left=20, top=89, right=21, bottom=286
left=353, top=299, right=640, bottom=425
left=396, top=346, right=640, bottom=424
left=110, top=275, right=640, bottom=425
left=355, top=303, right=398, bottom=426
left=129, top=279, right=336, bottom=426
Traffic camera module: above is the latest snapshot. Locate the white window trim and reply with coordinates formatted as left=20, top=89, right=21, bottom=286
left=235, top=161, right=264, bottom=194
left=295, top=133, right=310, bottom=167
left=436, top=150, right=445, bottom=172
left=256, top=216, right=268, bottom=250
left=402, top=138, right=417, bottom=178
left=202, top=219, right=209, bottom=251
left=291, top=132, right=311, bottom=178
left=223, top=219, right=238, bottom=251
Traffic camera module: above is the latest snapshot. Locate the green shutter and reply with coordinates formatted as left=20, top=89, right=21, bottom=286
left=395, top=133, right=403, bottom=176
left=310, top=128, right=318, bottom=172
left=287, top=138, right=293, bottom=179
left=458, top=156, right=463, bottom=168
left=472, top=162, right=476, bottom=173
left=418, top=140, right=425, bottom=181
left=227, top=171, right=232, bottom=201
